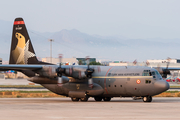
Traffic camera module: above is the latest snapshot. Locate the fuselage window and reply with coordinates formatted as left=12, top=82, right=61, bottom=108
left=145, top=80, right=151, bottom=84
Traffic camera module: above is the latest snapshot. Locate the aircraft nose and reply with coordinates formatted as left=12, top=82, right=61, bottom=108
left=154, top=80, right=169, bottom=92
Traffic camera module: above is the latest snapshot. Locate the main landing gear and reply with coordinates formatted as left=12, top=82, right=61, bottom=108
left=143, top=96, right=152, bottom=102
left=71, top=97, right=111, bottom=102
left=71, top=97, right=89, bottom=102
left=94, top=97, right=111, bottom=102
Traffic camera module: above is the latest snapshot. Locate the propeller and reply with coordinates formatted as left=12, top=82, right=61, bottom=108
left=162, top=57, right=171, bottom=78
left=85, top=56, right=94, bottom=88
left=56, top=54, right=63, bottom=86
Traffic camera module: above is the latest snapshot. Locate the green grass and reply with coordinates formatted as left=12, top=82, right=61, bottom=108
left=0, top=90, right=51, bottom=93
left=164, top=91, right=179, bottom=93
left=0, top=85, right=43, bottom=88
left=170, top=86, right=180, bottom=88
left=18, top=91, right=51, bottom=93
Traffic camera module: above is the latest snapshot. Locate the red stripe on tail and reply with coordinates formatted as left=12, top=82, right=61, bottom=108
left=14, top=21, right=24, bottom=25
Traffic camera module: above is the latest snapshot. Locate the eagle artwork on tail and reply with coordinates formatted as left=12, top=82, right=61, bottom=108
left=12, top=32, right=35, bottom=64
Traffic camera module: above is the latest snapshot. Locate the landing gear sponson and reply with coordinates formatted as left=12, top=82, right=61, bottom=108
left=71, top=97, right=89, bottom=102
left=94, top=97, right=111, bottom=101
left=71, top=97, right=112, bottom=102
left=72, top=96, right=152, bottom=102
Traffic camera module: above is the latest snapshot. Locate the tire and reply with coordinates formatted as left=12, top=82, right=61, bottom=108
left=143, top=96, right=152, bottom=102
left=80, top=97, right=89, bottom=102
left=103, top=97, right=111, bottom=101
left=94, top=97, right=103, bottom=101
left=71, top=97, right=79, bottom=102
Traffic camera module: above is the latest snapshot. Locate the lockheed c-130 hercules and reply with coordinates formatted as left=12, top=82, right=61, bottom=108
left=0, top=18, right=171, bottom=102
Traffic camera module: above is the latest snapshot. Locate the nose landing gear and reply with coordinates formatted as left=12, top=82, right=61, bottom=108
left=143, top=96, right=152, bottom=102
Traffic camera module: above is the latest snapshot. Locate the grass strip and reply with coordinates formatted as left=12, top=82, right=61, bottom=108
left=170, top=86, right=180, bottom=88
left=0, top=85, right=43, bottom=88
left=0, top=90, right=51, bottom=93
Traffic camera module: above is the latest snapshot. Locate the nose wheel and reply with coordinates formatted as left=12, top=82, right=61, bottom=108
left=143, top=96, right=152, bottom=102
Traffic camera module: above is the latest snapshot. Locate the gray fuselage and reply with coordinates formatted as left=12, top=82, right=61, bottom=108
left=40, top=66, right=169, bottom=98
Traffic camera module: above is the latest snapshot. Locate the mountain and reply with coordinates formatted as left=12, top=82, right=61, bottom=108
left=0, top=19, right=180, bottom=62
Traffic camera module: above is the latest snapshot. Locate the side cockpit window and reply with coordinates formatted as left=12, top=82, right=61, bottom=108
left=151, top=71, right=156, bottom=78
left=151, top=70, right=162, bottom=79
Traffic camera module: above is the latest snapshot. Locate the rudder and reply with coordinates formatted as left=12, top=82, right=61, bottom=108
left=9, top=18, right=39, bottom=64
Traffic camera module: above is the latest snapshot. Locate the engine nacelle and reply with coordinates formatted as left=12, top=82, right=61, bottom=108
left=65, top=67, right=86, bottom=79
left=38, top=66, right=57, bottom=78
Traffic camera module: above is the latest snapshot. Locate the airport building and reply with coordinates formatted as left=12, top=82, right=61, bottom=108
left=76, top=58, right=96, bottom=65
left=108, top=59, right=180, bottom=79
left=42, top=57, right=96, bottom=65
left=42, top=57, right=78, bottom=65
left=0, top=58, right=4, bottom=79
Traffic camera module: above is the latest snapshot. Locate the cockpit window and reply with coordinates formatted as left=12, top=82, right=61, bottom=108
left=142, top=70, right=162, bottom=80
left=142, top=70, right=151, bottom=76
left=151, top=71, right=156, bottom=78
left=155, top=71, right=160, bottom=76
left=151, top=70, right=162, bottom=79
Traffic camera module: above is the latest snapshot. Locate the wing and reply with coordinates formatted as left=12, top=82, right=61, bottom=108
left=0, top=64, right=42, bottom=71
left=166, top=67, right=180, bottom=71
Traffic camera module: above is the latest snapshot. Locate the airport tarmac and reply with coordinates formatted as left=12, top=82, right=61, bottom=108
left=0, top=97, right=180, bottom=120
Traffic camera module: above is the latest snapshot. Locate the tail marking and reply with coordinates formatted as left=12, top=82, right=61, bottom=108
left=13, top=32, right=36, bottom=64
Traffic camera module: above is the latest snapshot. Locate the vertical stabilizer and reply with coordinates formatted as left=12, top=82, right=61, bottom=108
left=9, top=18, right=39, bottom=64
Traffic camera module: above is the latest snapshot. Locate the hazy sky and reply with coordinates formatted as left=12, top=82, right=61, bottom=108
left=0, top=0, right=180, bottom=39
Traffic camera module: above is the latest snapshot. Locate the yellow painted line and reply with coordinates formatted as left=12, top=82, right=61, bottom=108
left=92, top=76, right=153, bottom=79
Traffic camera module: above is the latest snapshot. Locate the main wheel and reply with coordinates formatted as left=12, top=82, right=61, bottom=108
left=94, top=97, right=102, bottom=101
left=80, top=97, right=89, bottom=102
left=71, top=97, right=79, bottom=102
left=143, top=96, right=152, bottom=102
left=103, top=97, right=111, bottom=101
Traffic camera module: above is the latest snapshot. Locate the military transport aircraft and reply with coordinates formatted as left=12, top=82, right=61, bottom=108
left=0, top=18, right=170, bottom=102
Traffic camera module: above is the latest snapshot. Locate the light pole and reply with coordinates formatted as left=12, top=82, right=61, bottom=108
left=48, top=39, right=54, bottom=63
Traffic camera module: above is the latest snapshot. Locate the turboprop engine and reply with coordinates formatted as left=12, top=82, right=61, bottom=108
left=65, top=67, right=87, bottom=79
left=38, top=66, right=58, bottom=78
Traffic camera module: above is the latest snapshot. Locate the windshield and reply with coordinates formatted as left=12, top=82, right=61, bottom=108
left=142, top=70, right=151, bottom=76
left=142, top=70, right=162, bottom=80
left=151, top=70, right=162, bottom=80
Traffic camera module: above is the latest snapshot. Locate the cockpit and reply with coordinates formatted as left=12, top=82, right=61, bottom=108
left=142, top=69, right=162, bottom=80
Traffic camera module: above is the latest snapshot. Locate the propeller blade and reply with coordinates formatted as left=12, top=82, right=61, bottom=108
left=166, top=57, right=171, bottom=69
left=85, top=56, right=94, bottom=88
left=88, top=78, right=93, bottom=88
left=57, top=77, right=63, bottom=87
left=86, top=56, right=90, bottom=68
left=59, top=54, right=63, bottom=67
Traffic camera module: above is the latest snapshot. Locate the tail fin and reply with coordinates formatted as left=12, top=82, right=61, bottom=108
left=9, top=18, right=40, bottom=64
